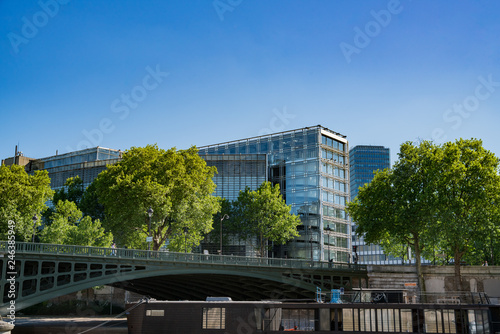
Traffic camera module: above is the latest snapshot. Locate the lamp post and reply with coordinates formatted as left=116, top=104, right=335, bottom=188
left=325, top=225, right=332, bottom=263
left=219, top=214, right=229, bottom=255
left=309, top=225, right=313, bottom=262
left=32, top=214, right=38, bottom=242
left=183, top=227, right=188, bottom=253
left=147, top=207, right=153, bottom=251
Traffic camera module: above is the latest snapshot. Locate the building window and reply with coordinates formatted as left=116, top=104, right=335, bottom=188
left=146, top=309, right=164, bottom=316
left=202, top=307, right=226, bottom=329
left=280, top=309, right=315, bottom=331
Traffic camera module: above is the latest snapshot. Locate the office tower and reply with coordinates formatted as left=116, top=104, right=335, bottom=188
left=349, top=145, right=393, bottom=264
left=199, top=125, right=350, bottom=261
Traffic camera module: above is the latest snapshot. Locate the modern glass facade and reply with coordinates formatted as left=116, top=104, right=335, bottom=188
left=349, top=145, right=393, bottom=264
left=198, top=125, right=350, bottom=262
left=349, top=145, right=390, bottom=201
left=200, top=154, right=268, bottom=201
left=25, top=147, right=122, bottom=191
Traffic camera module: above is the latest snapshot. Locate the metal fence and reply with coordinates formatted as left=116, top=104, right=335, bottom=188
left=338, top=291, right=491, bottom=305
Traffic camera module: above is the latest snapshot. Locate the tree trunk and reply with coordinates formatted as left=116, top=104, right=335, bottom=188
left=260, top=231, right=265, bottom=257
left=454, top=248, right=463, bottom=291
left=414, top=237, right=426, bottom=302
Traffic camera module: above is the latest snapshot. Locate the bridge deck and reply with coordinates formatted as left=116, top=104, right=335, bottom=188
left=0, top=242, right=367, bottom=313
left=1, top=242, right=365, bottom=271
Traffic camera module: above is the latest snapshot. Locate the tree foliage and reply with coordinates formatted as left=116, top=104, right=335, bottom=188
left=0, top=164, right=53, bottom=241
left=232, top=182, right=301, bottom=256
left=431, top=139, right=500, bottom=289
left=53, top=176, right=84, bottom=204
left=93, top=144, right=220, bottom=251
left=348, top=141, right=439, bottom=292
left=40, top=200, right=113, bottom=247
left=79, top=181, right=105, bottom=221
left=348, top=138, right=500, bottom=291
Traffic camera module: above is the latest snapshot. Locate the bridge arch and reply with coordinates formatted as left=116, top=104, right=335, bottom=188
left=0, top=242, right=367, bottom=313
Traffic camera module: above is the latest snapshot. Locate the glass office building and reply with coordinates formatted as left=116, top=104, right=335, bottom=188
left=198, top=125, right=351, bottom=262
left=349, top=145, right=393, bottom=264
left=349, top=145, right=390, bottom=201
left=25, top=147, right=122, bottom=191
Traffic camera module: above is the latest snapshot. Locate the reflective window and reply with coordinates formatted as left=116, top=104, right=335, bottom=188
left=248, top=143, right=257, bottom=153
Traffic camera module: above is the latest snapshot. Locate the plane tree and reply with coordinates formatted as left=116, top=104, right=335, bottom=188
left=0, top=164, right=53, bottom=241
left=431, top=139, right=500, bottom=290
left=233, top=182, right=301, bottom=257
left=40, top=200, right=113, bottom=247
left=348, top=141, right=441, bottom=294
left=348, top=139, right=500, bottom=292
left=93, top=144, right=220, bottom=251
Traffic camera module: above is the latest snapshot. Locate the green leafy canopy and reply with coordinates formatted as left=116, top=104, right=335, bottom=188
left=93, top=144, right=220, bottom=251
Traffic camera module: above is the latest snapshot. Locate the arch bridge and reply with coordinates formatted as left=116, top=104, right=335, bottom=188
left=0, top=242, right=367, bottom=314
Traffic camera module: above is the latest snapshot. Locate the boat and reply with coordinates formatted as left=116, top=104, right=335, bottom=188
left=0, top=317, right=14, bottom=334
left=125, top=290, right=500, bottom=333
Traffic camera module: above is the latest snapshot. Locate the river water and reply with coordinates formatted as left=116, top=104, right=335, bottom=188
left=12, top=317, right=127, bottom=334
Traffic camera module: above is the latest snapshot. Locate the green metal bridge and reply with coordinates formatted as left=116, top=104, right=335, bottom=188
left=0, top=241, right=367, bottom=314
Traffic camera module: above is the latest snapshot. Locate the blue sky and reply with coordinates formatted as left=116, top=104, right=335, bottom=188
left=1, top=0, right=499, bottom=164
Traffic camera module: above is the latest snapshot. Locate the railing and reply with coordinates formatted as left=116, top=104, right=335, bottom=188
left=338, top=291, right=491, bottom=305
left=0, top=241, right=367, bottom=272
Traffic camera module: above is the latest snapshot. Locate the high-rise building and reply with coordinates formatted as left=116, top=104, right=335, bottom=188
left=198, top=125, right=351, bottom=262
left=349, top=145, right=390, bottom=201
left=349, top=145, right=394, bottom=264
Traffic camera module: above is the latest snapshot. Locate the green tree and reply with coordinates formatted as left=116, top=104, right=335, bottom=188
left=93, top=144, right=220, bottom=251
left=79, top=181, right=105, bottom=221
left=206, top=198, right=240, bottom=252
left=348, top=139, right=500, bottom=292
left=43, top=176, right=85, bottom=225
left=234, top=182, right=301, bottom=257
left=40, top=200, right=113, bottom=247
left=54, top=176, right=84, bottom=204
left=69, top=216, right=114, bottom=247
left=348, top=141, right=441, bottom=294
left=462, top=227, right=500, bottom=266
left=40, top=200, right=79, bottom=244
left=432, top=139, right=500, bottom=289
left=0, top=164, right=53, bottom=241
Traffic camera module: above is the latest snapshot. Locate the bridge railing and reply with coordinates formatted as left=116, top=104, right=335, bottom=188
left=0, top=241, right=366, bottom=272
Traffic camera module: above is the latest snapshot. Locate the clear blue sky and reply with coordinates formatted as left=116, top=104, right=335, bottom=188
left=1, top=0, right=499, bottom=164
